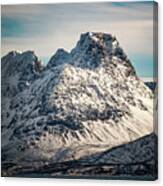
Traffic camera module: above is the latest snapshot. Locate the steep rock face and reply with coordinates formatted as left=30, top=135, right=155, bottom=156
left=1, top=50, right=43, bottom=97
left=1, top=32, right=154, bottom=165
left=70, top=32, right=133, bottom=70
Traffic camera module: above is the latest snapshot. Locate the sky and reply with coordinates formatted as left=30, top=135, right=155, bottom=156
left=1, top=1, right=157, bottom=78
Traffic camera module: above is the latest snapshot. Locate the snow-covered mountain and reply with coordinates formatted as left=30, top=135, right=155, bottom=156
left=1, top=32, right=155, bottom=177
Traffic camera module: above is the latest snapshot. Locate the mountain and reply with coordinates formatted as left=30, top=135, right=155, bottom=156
left=1, top=32, right=155, bottom=178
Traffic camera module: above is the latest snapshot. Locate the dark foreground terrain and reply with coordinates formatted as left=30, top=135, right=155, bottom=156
left=2, top=133, right=158, bottom=180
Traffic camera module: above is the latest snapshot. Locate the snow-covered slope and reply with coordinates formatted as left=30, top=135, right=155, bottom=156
left=1, top=32, right=154, bottom=169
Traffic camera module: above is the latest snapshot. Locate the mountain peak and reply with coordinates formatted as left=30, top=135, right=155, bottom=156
left=1, top=50, right=43, bottom=97
left=80, top=32, right=114, bottom=42
left=78, top=32, right=116, bottom=46
left=2, top=50, right=38, bottom=64
left=46, top=32, right=129, bottom=71
left=7, top=50, right=22, bottom=56
left=69, top=32, right=130, bottom=70
left=47, top=48, right=70, bottom=68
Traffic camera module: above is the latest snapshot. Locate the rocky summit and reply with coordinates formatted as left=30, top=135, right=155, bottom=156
left=1, top=32, right=156, bottom=178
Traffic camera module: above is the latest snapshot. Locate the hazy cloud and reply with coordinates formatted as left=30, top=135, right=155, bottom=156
left=1, top=2, right=156, bottom=77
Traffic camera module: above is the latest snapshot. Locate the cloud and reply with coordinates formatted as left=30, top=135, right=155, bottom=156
left=1, top=2, right=155, bottom=63
left=1, top=19, right=153, bottom=57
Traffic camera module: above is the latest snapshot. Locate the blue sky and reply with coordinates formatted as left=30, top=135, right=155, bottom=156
left=1, top=1, right=156, bottom=78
